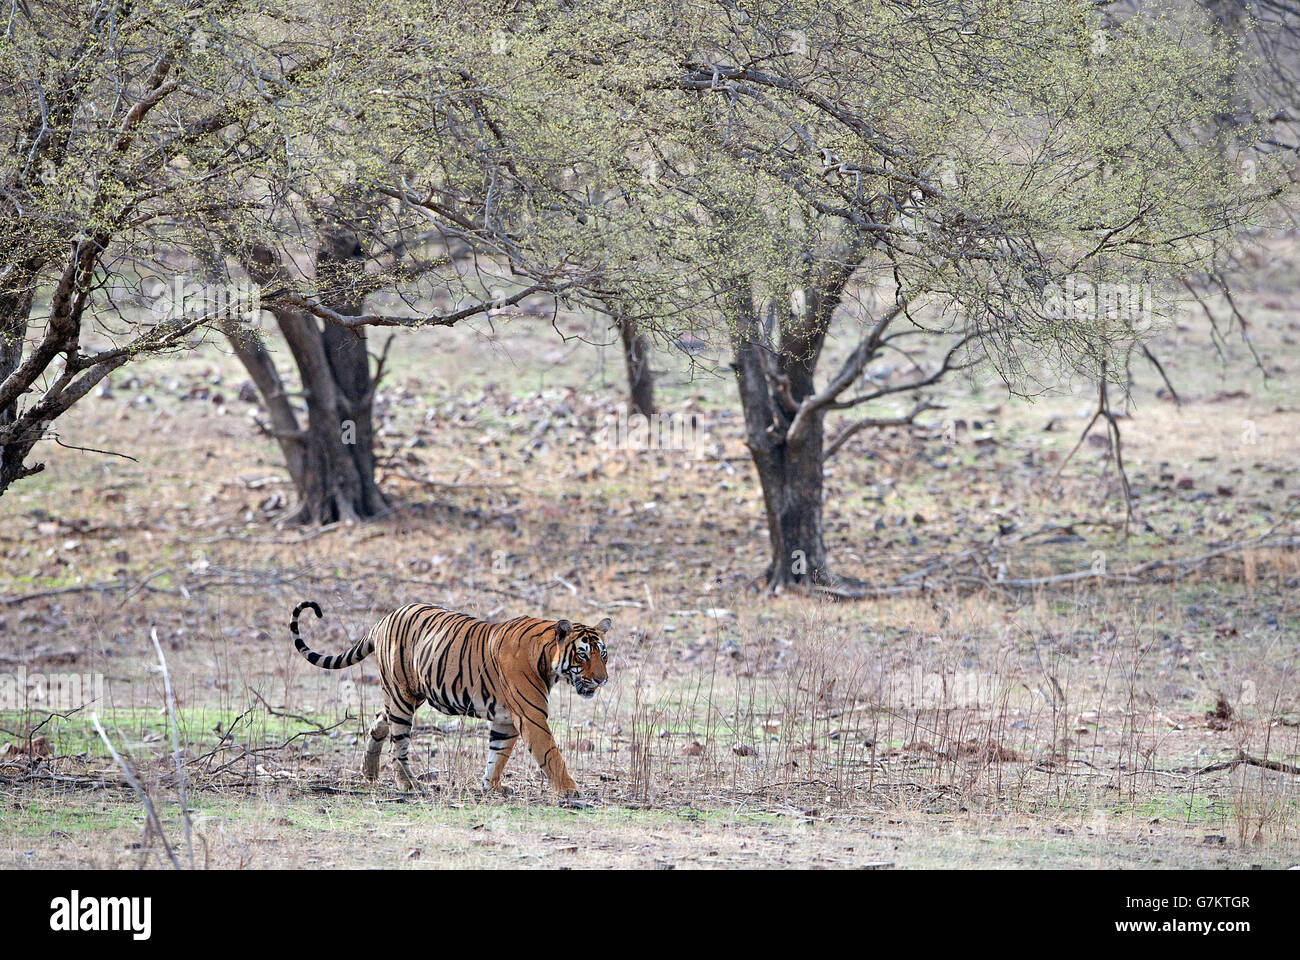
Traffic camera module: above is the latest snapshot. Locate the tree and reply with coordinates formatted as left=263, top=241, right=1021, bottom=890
left=0, top=0, right=267, bottom=495
left=1175, top=0, right=1300, bottom=377
left=5, top=0, right=1283, bottom=567
left=487, top=0, right=1281, bottom=591
left=0, top=0, right=608, bottom=511
left=210, top=0, right=647, bottom=521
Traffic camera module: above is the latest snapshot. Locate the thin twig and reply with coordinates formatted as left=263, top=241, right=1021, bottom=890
left=91, top=713, right=181, bottom=870
left=151, top=627, right=194, bottom=870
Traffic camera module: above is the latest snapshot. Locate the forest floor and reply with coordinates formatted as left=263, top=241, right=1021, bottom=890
left=3, top=248, right=1300, bottom=869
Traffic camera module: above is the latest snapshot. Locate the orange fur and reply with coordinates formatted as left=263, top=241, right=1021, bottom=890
left=290, top=601, right=610, bottom=798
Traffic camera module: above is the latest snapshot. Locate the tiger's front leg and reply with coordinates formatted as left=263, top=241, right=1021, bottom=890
left=515, top=712, right=580, bottom=800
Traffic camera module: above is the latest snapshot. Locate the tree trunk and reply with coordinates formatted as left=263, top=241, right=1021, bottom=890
left=731, top=291, right=833, bottom=590
left=0, top=287, right=36, bottom=487
left=619, top=315, right=655, bottom=417
left=725, top=228, right=871, bottom=592
left=747, top=407, right=830, bottom=589
left=0, top=287, right=34, bottom=428
left=274, top=316, right=387, bottom=524
left=234, top=226, right=387, bottom=525
left=0, top=237, right=113, bottom=496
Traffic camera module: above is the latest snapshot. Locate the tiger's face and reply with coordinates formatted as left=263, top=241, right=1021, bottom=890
left=555, top=617, right=611, bottom=698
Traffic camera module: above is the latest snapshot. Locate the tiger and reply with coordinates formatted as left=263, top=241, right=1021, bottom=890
left=289, top=600, right=610, bottom=800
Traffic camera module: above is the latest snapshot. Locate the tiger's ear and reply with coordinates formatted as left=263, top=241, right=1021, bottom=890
left=554, top=619, right=573, bottom=640
left=596, top=617, right=612, bottom=633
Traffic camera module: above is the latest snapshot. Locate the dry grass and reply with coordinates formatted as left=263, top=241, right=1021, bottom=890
left=2, top=270, right=1300, bottom=868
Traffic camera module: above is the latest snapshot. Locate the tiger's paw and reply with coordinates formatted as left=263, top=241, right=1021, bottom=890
left=558, top=789, right=592, bottom=810
left=478, top=779, right=515, bottom=798
left=393, top=764, right=421, bottom=793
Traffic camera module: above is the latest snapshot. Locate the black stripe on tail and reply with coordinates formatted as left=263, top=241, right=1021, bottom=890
left=290, top=600, right=373, bottom=670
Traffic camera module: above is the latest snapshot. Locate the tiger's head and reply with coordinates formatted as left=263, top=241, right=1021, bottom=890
left=554, top=617, right=611, bottom=698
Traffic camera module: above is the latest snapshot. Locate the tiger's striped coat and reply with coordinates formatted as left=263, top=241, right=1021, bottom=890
left=290, top=601, right=610, bottom=798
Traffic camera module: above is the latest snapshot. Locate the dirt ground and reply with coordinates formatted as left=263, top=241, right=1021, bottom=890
left=2, top=251, right=1299, bottom=869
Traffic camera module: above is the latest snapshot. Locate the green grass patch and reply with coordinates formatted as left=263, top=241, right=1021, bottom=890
left=0, top=705, right=342, bottom=760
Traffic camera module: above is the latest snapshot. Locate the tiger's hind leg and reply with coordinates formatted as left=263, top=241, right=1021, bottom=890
left=362, top=712, right=389, bottom=781
left=480, top=718, right=518, bottom=793
left=386, top=706, right=419, bottom=791
left=372, top=688, right=421, bottom=791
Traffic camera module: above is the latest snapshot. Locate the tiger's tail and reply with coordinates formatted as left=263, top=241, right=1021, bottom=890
left=290, top=600, right=374, bottom=670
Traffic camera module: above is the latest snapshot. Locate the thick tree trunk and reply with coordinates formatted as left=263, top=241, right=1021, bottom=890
left=234, top=226, right=386, bottom=525
left=619, top=315, right=654, bottom=417
left=747, top=410, right=830, bottom=589
left=731, top=292, right=833, bottom=590
left=726, top=228, right=871, bottom=592
left=286, top=224, right=385, bottom=524
left=274, top=310, right=386, bottom=525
